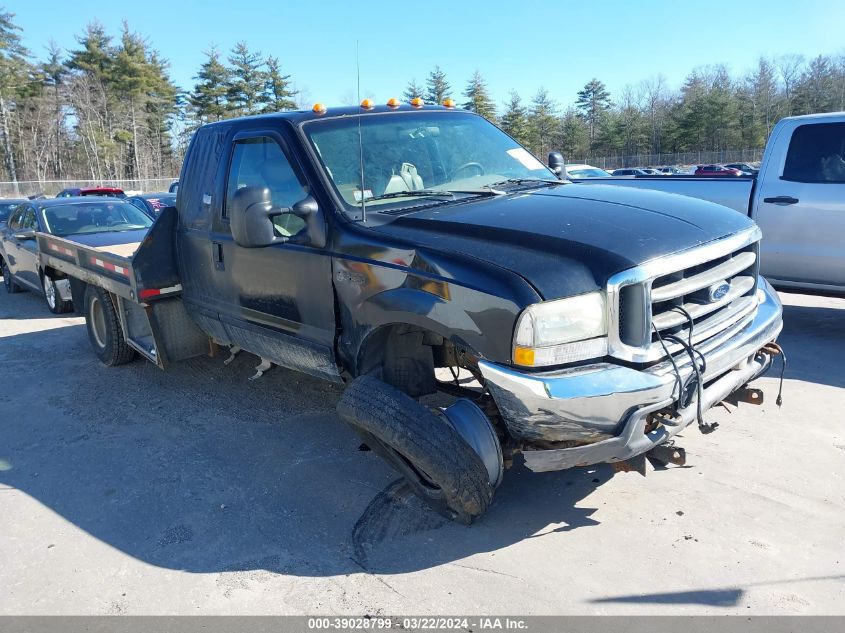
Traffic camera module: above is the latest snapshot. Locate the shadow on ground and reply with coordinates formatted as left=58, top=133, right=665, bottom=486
left=0, top=297, right=612, bottom=578
left=777, top=297, right=845, bottom=389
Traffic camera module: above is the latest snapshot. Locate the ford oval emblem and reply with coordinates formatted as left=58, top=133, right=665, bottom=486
left=708, top=281, right=731, bottom=302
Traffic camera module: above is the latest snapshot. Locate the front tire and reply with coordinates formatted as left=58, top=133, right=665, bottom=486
left=337, top=375, right=494, bottom=524
left=42, top=274, right=72, bottom=314
left=2, top=260, right=22, bottom=293
left=84, top=285, right=136, bottom=366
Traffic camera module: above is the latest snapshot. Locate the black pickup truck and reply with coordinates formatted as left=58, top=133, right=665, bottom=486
left=36, top=103, right=784, bottom=523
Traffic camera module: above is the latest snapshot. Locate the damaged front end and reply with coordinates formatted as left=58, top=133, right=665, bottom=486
left=478, top=276, right=784, bottom=473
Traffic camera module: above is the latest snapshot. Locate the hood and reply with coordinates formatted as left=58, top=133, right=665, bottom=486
left=372, top=183, right=755, bottom=300
left=61, top=228, right=150, bottom=248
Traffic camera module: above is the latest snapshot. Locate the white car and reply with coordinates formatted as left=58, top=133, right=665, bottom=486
left=564, top=164, right=611, bottom=178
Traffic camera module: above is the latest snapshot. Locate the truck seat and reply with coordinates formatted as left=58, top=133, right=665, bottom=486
left=383, top=163, right=424, bottom=195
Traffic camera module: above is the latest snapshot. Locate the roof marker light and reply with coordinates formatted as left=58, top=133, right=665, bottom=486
left=442, top=98, right=456, bottom=108
left=410, top=97, right=424, bottom=108
left=386, top=97, right=401, bottom=108
left=360, top=98, right=374, bottom=109
left=312, top=103, right=327, bottom=114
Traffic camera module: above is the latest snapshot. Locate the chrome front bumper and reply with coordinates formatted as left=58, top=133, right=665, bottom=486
left=479, top=278, right=783, bottom=472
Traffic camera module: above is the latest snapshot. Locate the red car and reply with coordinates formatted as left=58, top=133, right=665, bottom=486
left=56, top=186, right=126, bottom=198
left=694, top=164, right=743, bottom=176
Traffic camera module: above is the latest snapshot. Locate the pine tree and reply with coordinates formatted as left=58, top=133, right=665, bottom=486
left=261, top=56, right=297, bottom=112
left=425, top=66, right=451, bottom=105
left=559, top=109, right=589, bottom=159
left=189, top=46, right=232, bottom=124
left=528, top=87, right=560, bottom=157
left=462, top=70, right=496, bottom=121
left=575, top=78, right=612, bottom=142
left=227, top=41, right=266, bottom=116
left=67, top=22, right=113, bottom=78
left=500, top=91, right=530, bottom=146
left=41, top=41, right=66, bottom=177
left=112, top=23, right=157, bottom=178
left=403, top=79, right=424, bottom=102
left=144, top=51, right=179, bottom=176
left=0, top=9, right=30, bottom=185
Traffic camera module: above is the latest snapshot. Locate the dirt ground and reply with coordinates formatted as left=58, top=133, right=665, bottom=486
left=0, top=286, right=843, bottom=615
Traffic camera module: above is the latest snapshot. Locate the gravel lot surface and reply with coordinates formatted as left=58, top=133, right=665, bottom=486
left=1, top=287, right=843, bottom=614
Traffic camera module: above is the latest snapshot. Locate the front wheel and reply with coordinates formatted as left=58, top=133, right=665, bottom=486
left=2, top=260, right=22, bottom=294
left=42, top=274, right=72, bottom=314
left=84, top=285, right=136, bottom=366
left=337, top=375, right=494, bottom=524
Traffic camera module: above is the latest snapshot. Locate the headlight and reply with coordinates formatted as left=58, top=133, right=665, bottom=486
left=512, top=292, right=608, bottom=367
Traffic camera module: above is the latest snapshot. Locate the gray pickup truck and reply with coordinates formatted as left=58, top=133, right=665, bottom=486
left=30, top=104, right=784, bottom=523
left=572, top=112, right=845, bottom=295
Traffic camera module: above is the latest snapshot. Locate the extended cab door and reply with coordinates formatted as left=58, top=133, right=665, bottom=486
left=211, top=129, right=340, bottom=382
left=753, top=119, right=845, bottom=289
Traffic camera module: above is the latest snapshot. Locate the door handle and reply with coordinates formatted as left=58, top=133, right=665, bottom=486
left=763, top=196, right=799, bottom=205
left=212, top=242, right=224, bottom=270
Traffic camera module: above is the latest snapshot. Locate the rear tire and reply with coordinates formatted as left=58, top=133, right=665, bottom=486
left=337, top=375, right=494, bottom=524
left=2, top=260, right=22, bottom=293
left=42, top=274, right=72, bottom=314
left=84, top=285, right=136, bottom=366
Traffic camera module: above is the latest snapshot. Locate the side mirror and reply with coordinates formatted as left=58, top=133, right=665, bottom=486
left=229, top=187, right=325, bottom=249
left=548, top=151, right=565, bottom=177
left=289, top=195, right=326, bottom=248
left=229, top=186, right=281, bottom=248
left=14, top=229, right=36, bottom=240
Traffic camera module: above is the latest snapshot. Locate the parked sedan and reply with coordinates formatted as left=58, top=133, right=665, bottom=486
left=564, top=164, right=611, bottom=178
left=127, top=192, right=176, bottom=216
left=694, top=164, right=743, bottom=176
left=724, top=162, right=759, bottom=175
left=1, top=198, right=153, bottom=313
left=611, top=168, right=648, bottom=176
left=0, top=198, right=27, bottom=228
left=56, top=187, right=127, bottom=198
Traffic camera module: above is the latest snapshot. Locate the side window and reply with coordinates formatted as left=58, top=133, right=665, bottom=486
left=783, top=123, right=845, bottom=183
left=22, top=209, right=37, bottom=230
left=225, top=136, right=309, bottom=237
left=7, top=209, right=22, bottom=231
left=129, top=199, right=147, bottom=213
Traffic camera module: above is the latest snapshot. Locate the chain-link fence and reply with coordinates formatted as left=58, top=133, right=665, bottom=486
left=0, top=178, right=178, bottom=199
left=0, top=150, right=766, bottom=196
left=571, top=149, right=765, bottom=170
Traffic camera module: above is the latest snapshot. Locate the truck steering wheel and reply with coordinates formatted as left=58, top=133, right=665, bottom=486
left=450, top=162, right=485, bottom=179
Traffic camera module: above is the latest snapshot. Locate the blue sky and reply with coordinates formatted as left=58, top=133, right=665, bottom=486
left=11, top=0, right=845, bottom=109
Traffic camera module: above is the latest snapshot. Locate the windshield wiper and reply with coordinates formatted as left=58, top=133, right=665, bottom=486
left=487, top=178, right=561, bottom=189
left=365, top=190, right=455, bottom=203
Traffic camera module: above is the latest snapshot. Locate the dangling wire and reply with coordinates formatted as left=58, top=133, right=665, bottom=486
left=657, top=305, right=719, bottom=434
left=763, top=341, right=787, bottom=407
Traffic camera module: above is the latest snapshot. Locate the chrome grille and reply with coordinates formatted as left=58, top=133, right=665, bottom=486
left=607, top=228, right=762, bottom=363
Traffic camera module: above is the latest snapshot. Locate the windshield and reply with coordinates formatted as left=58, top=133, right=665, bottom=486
left=41, top=201, right=153, bottom=236
left=303, top=111, right=557, bottom=215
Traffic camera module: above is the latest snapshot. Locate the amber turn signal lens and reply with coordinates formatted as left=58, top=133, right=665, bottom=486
left=312, top=103, right=327, bottom=114
left=360, top=98, right=374, bottom=109
left=513, top=347, right=536, bottom=366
